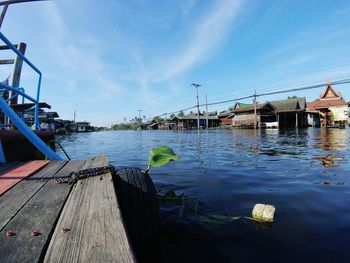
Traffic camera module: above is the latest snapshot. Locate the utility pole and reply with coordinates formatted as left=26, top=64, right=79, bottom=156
left=137, top=109, right=142, bottom=120
left=192, top=83, right=201, bottom=130
left=253, top=90, right=257, bottom=130
left=205, top=94, right=209, bottom=129
left=73, top=110, right=76, bottom=123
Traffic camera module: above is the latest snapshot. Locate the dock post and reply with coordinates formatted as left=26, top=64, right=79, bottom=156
left=10, top=42, right=26, bottom=105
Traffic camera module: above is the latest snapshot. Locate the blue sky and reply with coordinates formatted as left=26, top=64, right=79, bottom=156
left=1, top=0, right=350, bottom=126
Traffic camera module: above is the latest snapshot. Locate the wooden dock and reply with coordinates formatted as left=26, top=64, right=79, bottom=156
left=0, top=156, right=135, bottom=263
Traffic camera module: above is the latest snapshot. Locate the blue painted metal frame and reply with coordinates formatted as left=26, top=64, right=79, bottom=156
left=0, top=31, right=62, bottom=161
left=0, top=140, right=5, bottom=163
left=5, top=87, right=25, bottom=104
left=0, top=31, right=41, bottom=130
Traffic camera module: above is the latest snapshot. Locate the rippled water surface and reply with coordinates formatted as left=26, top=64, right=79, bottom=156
left=57, top=129, right=350, bottom=263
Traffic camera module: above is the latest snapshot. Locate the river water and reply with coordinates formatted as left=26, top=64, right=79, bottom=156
left=57, top=129, right=350, bottom=263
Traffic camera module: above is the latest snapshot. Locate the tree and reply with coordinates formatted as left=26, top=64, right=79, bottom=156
left=228, top=106, right=233, bottom=111
left=177, top=110, right=185, bottom=117
left=170, top=113, right=175, bottom=119
left=153, top=116, right=162, bottom=123
left=130, top=116, right=142, bottom=124
left=288, top=96, right=298, bottom=99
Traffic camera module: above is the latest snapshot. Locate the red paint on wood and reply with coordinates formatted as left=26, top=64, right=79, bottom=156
left=0, top=160, right=49, bottom=195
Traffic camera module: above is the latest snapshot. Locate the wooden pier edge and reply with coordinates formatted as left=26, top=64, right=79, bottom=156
left=0, top=156, right=136, bottom=263
left=44, top=156, right=136, bottom=263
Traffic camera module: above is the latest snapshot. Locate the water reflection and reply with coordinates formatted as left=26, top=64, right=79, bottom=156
left=317, top=128, right=347, bottom=150
left=313, top=154, right=345, bottom=168
left=56, top=129, right=350, bottom=263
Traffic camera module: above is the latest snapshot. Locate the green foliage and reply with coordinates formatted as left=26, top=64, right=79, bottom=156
left=131, top=116, right=142, bottom=124
left=147, top=146, right=179, bottom=172
left=112, top=123, right=135, bottom=130
left=288, top=96, right=298, bottom=99
left=177, top=110, right=185, bottom=117
left=112, top=115, right=145, bottom=130
left=153, top=116, right=162, bottom=123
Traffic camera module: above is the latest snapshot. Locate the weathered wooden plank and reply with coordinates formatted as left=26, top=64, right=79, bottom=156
left=0, top=160, right=49, bottom=196
left=0, top=161, right=66, bottom=231
left=0, top=160, right=93, bottom=263
left=44, top=156, right=135, bottom=263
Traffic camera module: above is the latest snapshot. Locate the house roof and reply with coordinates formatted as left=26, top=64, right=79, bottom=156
left=269, top=98, right=306, bottom=112
left=320, top=84, right=343, bottom=100
left=11, top=102, right=51, bottom=111
left=233, top=103, right=275, bottom=113
left=306, top=85, right=348, bottom=110
left=174, top=113, right=218, bottom=120
left=76, top=121, right=90, bottom=125
left=234, top=102, right=253, bottom=109
left=218, top=111, right=232, bottom=118
left=207, top=111, right=217, bottom=116
left=307, top=99, right=348, bottom=110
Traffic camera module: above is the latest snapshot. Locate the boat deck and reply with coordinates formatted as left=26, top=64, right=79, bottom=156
left=0, top=156, right=135, bottom=263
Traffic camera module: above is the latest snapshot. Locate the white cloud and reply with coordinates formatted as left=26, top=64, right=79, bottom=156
left=40, top=2, right=125, bottom=95
left=153, top=0, right=242, bottom=82
left=136, top=0, right=243, bottom=107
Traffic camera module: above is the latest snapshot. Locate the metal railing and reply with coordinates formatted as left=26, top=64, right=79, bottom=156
left=0, top=31, right=41, bottom=130
left=0, top=31, right=62, bottom=161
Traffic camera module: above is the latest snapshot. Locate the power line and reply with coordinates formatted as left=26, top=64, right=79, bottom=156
left=201, top=78, right=350, bottom=107
left=206, top=64, right=350, bottom=102
left=157, top=77, right=350, bottom=118
left=256, top=78, right=350, bottom=98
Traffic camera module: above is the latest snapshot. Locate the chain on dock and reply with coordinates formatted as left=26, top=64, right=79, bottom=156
left=55, top=165, right=115, bottom=184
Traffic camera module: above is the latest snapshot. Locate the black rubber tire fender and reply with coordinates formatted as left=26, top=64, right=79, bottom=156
left=114, top=168, right=160, bottom=262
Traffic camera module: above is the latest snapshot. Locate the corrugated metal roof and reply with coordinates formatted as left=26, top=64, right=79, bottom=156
left=233, top=103, right=269, bottom=113
left=269, top=98, right=306, bottom=112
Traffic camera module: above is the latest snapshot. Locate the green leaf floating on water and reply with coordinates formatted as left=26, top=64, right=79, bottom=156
left=147, top=146, right=180, bottom=171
